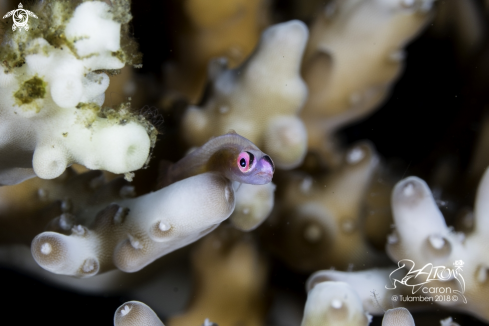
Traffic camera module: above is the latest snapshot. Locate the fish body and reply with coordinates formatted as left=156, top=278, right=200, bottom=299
left=158, top=132, right=274, bottom=188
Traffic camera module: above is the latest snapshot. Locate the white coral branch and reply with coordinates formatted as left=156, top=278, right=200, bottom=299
left=31, top=172, right=235, bottom=277
left=181, top=20, right=309, bottom=169
left=0, top=1, right=153, bottom=185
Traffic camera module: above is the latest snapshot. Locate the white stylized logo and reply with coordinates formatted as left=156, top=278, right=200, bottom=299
left=2, top=3, right=38, bottom=32
left=385, top=259, right=467, bottom=303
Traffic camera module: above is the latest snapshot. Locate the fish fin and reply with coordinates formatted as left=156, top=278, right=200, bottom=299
left=156, top=160, right=174, bottom=189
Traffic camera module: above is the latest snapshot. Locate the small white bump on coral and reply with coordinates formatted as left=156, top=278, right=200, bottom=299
left=40, top=243, right=52, bottom=255
left=347, top=147, right=366, bottom=164
left=159, top=221, right=171, bottom=232
left=114, top=301, right=165, bottom=326
left=440, top=317, right=460, bottom=326
left=121, top=305, right=131, bottom=317
left=202, top=318, right=216, bottom=326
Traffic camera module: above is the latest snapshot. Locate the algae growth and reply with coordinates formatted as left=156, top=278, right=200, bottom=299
left=14, top=76, right=46, bottom=108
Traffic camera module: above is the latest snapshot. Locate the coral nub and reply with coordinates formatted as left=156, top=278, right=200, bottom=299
left=331, top=299, right=343, bottom=309
left=121, top=305, right=131, bottom=316
left=40, top=243, right=52, bottom=255
left=159, top=221, right=171, bottom=232
left=403, top=183, right=415, bottom=196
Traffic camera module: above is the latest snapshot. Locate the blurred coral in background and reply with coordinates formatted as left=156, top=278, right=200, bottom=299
left=1, top=0, right=489, bottom=325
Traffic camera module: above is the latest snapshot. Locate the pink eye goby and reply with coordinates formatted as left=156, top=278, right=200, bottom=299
left=237, top=151, right=255, bottom=172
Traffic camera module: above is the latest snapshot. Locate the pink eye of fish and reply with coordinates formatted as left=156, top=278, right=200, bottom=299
left=237, top=151, right=255, bottom=172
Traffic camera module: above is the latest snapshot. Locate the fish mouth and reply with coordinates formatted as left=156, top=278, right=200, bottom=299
left=262, top=155, right=275, bottom=173
left=255, top=171, right=273, bottom=184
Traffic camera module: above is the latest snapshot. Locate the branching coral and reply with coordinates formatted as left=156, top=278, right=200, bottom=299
left=306, top=266, right=426, bottom=315
left=266, top=142, right=391, bottom=271
left=115, top=301, right=165, bottom=326
left=0, top=168, right=166, bottom=292
left=318, top=167, right=489, bottom=322
left=384, top=168, right=489, bottom=321
left=301, top=281, right=371, bottom=326
left=301, top=0, right=434, bottom=166
left=168, top=228, right=268, bottom=326
left=0, top=0, right=155, bottom=185
left=306, top=268, right=406, bottom=315
left=181, top=20, right=309, bottom=169
left=1, top=1, right=486, bottom=325
left=432, top=0, right=485, bottom=58
left=305, top=278, right=416, bottom=325
left=17, top=133, right=273, bottom=279
left=31, top=172, right=235, bottom=277
left=163, top=0, right=268, bottom=102
left=114, top=301, right=222, bottom=326
left=157, top=132, right=276, bottom=231
left=0, top=168, right=131, bottom=245
left=230, top=182, right=276, bottom=231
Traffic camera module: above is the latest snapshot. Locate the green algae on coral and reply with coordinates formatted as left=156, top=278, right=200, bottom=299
left=75, top=102, right=102, bottom=128
left=0, top=0, right=141, bottom=71
left=75, top=100, right=158, bottom=151
left=109, top=0, right=134, bottom=24
left=76, top=102, right=101, bottom=112
left=0, top=1, right=81, bottom=72
left=14, top=76, right=46, bottom=108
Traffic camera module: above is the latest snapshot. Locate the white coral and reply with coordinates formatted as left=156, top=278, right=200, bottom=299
left=230, top=182, right=276, bottom=231
left=306, top=272, right=416, bottom=325
left=114, top=301, right=165, bottom=326
left=306, top=268, right=403, bottom=315
left=309, top=169, right=489, bottom=322
left=31, top=172, right=235, bottom=277
left=0, top=1, right=152, bottom=185
left=181, top=20, right=309, bottom=169
left=301, top=281, right=371, bottom=326
left=302, top=0, right=435, bottom=166
left=385, top=168, right=489, bottom=321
